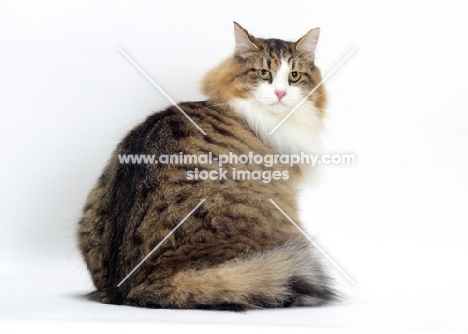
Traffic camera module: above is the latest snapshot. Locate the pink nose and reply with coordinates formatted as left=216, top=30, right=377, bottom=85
left=275, top=90, right=287, bottom=101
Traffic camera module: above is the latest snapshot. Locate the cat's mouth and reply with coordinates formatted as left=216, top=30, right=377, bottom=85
left=267, top=101, right=292, bottom=114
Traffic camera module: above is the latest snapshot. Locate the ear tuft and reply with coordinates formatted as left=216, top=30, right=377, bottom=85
left=296, top=28, right=320, bottom=58
left=233, top=22, right=259, bottom=54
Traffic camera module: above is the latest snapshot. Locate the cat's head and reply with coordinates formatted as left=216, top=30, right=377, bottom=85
left=202, top=22, right=326, bottom=117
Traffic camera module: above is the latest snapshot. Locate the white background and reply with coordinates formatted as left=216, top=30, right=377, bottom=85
left=1, top=0, right=467, bottom=332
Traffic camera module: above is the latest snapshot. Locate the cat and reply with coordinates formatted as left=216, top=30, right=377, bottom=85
left=77, top=22, right=335, bottom=310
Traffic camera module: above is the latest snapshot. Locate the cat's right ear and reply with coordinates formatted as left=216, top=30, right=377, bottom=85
left=234, top=22, right=259, bottom=55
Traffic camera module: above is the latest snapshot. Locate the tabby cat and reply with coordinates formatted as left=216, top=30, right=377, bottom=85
left=77, top=22, right=335, bottom=310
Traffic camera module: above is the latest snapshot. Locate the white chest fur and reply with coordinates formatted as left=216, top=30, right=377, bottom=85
left=228, top=98, right=323, bottom=157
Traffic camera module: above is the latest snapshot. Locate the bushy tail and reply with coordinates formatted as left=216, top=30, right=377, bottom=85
left=125, top=240, right=337, bottom=310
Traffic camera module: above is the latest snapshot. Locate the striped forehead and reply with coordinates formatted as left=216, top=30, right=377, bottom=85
left=261, top=39, right=295, bottom=69
left=264, top=39, right=294, bottom=58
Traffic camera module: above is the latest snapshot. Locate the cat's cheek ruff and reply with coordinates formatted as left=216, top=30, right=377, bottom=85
left=228, top=97, right=323, bottom=158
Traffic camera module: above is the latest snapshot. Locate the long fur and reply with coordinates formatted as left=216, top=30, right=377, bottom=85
left=78, top=23, right=336, bottom=310
left=124, top=240, right=335, bottom=310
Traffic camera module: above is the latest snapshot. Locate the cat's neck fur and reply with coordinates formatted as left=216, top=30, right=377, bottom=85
left=228, top=97, right=323, bottom=158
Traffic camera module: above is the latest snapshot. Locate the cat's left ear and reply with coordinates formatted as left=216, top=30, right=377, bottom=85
left=296, top=28, right=320, bottom=58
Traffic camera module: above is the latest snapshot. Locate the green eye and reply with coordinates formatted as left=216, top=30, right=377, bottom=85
left=289, top=71, right=301, bottom=82
left=258, top=69, right=271, bottom=80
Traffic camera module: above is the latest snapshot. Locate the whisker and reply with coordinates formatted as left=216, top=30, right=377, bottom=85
left=254, top=103, right=265, bottom=131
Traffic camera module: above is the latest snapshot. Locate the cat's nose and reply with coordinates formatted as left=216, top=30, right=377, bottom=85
left=275, top=90, right=287, bottom=101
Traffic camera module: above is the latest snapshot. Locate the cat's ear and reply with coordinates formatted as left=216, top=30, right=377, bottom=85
left=296, top=28, right=320, bottom=58
left=233, top=22, right=259, bottom=54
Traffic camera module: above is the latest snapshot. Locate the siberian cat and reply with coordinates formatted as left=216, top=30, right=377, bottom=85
left=78, top=22, right=335, bottom=310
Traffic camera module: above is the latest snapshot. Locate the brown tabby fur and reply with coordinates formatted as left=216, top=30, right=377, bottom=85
left=203, top=27, right=327, bottom=115
left=78, top=23, right=335, bottom=310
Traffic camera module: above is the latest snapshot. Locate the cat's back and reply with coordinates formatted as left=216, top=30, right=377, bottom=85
left=119, top=101, right=262, bottom=154
left=78, top=100, right=302, bottom=304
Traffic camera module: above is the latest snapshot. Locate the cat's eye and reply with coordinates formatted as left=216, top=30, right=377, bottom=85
left=289, top=71, right=301, bottom=82
left=258, top=69, right=271, bottom=80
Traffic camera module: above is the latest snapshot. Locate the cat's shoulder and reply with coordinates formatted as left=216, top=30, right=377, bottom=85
left=116, top=101, right=230, bottom=153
